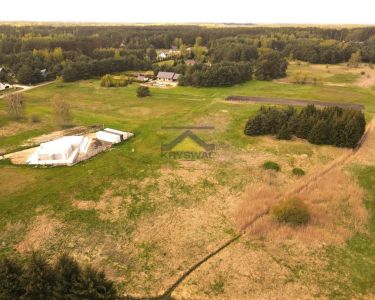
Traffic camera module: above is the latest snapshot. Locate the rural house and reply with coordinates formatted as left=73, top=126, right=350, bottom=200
left=157, top=71, right=181, bottom=82
left=40, top=69, right=48, bottom=78
left=158, top=52, right=168, bottom=59
left=0, top=82, right=11, bottom=91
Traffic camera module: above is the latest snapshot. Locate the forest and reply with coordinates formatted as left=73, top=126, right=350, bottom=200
left=1, top=25, right=375, bottom=86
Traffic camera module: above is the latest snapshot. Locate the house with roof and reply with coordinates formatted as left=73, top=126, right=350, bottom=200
left=156, top=72, right=181, bottom=82
left=0, top=67, right=9, bottom=75
left=0, top=82, right=11, bottom=91
left=158, top=52, right=168, bottom=59
left=40, top=69, right=48, bottom=78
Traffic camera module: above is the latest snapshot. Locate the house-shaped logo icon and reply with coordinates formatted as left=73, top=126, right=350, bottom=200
left=161, top=130, right=215, bottom=160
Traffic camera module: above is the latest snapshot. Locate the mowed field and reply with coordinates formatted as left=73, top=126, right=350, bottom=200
left=0, top=64, right=375, bottom=299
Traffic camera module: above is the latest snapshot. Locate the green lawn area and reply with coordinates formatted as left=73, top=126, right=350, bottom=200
left=0, top=75, right=374, bottom=298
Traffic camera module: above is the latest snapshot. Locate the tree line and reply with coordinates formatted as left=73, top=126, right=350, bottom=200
left=1, top=25, right=375, bottom=85
left=244, top=105, right=366, bottom=148
left=178, top=62, right=253, bottom=87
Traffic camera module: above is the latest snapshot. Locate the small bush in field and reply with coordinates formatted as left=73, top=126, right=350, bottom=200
left=5, top=93, right=25, bottom=120
left=292, top=167, right=305, bottom=176
left=137, top=86, right=150, bottom=98
left=272, top=199, right=310, bottom=226
left=262, top=161, right=280, bottom=171
left=30, top=115, right=41, bottom=123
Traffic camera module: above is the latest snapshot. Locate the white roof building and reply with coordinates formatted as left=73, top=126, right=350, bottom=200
left=96, top=128, right=134, bottom=144
left=27, top=136, right=90, bottom=166
left=0, top=82, right=10, bottom=91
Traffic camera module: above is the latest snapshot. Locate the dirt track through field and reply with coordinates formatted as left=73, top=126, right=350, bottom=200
left=226, top=95, right=365, bottom=111
left=122, top=119, right=374, bottom=300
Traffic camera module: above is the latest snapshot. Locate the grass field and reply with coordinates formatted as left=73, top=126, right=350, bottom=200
left=0, top=64, right=374, bottom=298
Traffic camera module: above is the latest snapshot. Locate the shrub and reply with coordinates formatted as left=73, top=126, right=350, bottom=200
left=137, top=86, right=151, bottom=98
left=30, top=114, right=41, bottom=123
left=100, top=74, right=129, bottom=87
left=262, top=161, right=280, bottom=171
left=5, top=93, right=25, bottom=120
left=292, top=167, right=305, bottom=176
left=51, top=94, right=72, bottom=127
left=272, top=199, right=310, bottom=226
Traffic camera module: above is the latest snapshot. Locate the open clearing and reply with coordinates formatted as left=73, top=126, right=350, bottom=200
left=0, top=63, right=374, bottom=299
left=277, top=61, right=375, bottom=88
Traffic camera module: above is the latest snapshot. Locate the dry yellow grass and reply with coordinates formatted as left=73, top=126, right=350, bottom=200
left=73, top=190, right=127, bottom=222
left=16, top=215, right=63, bottom=253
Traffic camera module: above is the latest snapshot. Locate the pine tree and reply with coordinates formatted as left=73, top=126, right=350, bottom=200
left=277, top=124, right=292, bottom=140
left=73, top=266, right=117, bottom=299
left=21, top=253, right=56, bottom=299
left=53, top=254, right=82, bottom=299
left=0, top=258, right=25, bottom=299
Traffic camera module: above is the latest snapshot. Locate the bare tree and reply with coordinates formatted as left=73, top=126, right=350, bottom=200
left=51, top=94, right=72, bottom=127
left=5, top=93, right=25, bottom=120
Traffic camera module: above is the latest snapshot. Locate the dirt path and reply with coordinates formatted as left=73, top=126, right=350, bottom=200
left=122, top=118, right=374, bottom=300
left=0, top=81, right=54, bottom=99
left=226, top=96, right=364, bottom=111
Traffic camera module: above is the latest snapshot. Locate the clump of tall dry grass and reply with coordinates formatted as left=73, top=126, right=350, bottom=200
left=235, top=184, right=281, bottom=232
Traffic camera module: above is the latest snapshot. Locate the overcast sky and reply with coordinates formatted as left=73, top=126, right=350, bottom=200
left=0, top=0, right=374, bottom=24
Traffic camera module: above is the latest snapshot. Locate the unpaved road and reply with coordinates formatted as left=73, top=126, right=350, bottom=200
left=226, top=95, right=364, bottom=111
left=0, top=81, right=54, bottom=99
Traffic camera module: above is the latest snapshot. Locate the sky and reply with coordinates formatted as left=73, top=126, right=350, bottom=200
left=0, top=0, right=374, bottom=24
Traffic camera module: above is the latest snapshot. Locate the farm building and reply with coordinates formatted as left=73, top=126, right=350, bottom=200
left=40, top=69, right=48, bottom=78
left=0, top=82, right=11, bottom=91
left=156, top=71, right=181, bottom=82
left=27, top=128, right=134, bottom=166
left=96, top=128, right=134, bottom=144
left=158, top=52, right=168, bottom=59
left=136, top=75, right=148, bottom=82
left=0, top=67, right=9, bottom=75
left=27, top=136, right=90, bottom=166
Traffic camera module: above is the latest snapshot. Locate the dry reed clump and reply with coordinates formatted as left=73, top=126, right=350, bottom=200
left=234, top=184, right=281, bottom=232
left=352, top=118, right=375, bottom=166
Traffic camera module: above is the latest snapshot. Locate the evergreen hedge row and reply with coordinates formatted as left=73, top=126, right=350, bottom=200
left=244, top=105, right=366, bottom=148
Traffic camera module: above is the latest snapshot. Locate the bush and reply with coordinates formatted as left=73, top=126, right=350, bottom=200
left=100, top=74, right=129, bottom=87
left=262, top=161, right=280, bottom=171
left=30, top=115, right=41, bottom=123
left=51, top=94, right=72, bottom=127
left=5, top=93, right=25, bottom=120
left=292, top=167, right=305, bottom=176
left=137, top=86, right=151, bottom=98
left=272, top=199, right=310, bottom=226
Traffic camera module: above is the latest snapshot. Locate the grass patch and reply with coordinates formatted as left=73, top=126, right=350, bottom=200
left=317, top=166, right=375, bottom=298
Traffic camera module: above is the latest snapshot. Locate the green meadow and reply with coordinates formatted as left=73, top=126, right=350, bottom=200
left=0, top=71, right=374, bottom=298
